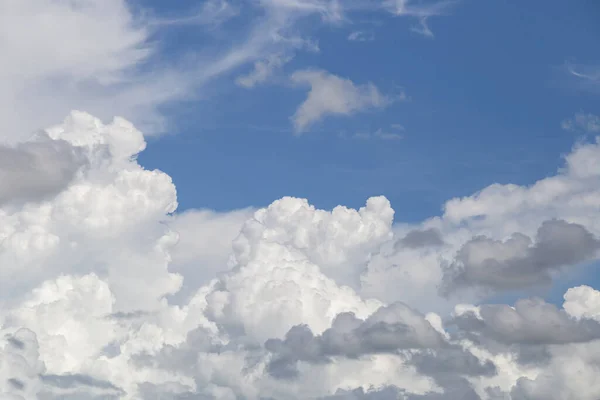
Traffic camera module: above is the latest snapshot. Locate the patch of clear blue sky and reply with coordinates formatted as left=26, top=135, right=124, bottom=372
left=138, top=0, right=600, bottom=224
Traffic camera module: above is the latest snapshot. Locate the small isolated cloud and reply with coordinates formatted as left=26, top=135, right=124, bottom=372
left=291, top=70, right=390, bottom=133
left=354, top=128, right=403, bottom=141
left=347, top=31, right=375, bottom=42
left=561, top=112, right=600, bottom=133
left=236, top=53, right=293, bottom=88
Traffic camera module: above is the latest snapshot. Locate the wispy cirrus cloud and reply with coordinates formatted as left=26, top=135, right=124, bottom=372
left=564, top=61, right=600, bottom=93
left=384, top=0, right=458, bottom=37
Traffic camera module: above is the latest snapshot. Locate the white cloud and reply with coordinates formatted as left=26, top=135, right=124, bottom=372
left=3, top=112, right=600, bottom=398
left=0, top=0, right=351, bottom=143
left=0, top=0, right=163, bottom=141
left=291, top=70, right=390, bottom=132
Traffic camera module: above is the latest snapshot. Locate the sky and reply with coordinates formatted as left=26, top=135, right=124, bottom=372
left=1, top=0, right=600, bottom=399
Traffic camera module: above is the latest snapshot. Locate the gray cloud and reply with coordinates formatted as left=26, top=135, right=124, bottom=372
left=265, top=303, right=445, bottom=378
left=396, top=228, right=445, bottom=250
left=321, top=386, right=404, bottom=400
left=442, top=219, right=600, bottom=294
left=0, top=134, right=86, bottom=205
left=38, top=374, right=125, bottom=399
left=453, top=297, right=600, bottom=345
left=410, top=347, right=496, bottom=378
left=321, top=380, right=482, bottom=400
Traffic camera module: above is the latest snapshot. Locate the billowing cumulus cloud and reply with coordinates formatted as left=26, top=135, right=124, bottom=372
left=3, top=111, right=600, bottom=399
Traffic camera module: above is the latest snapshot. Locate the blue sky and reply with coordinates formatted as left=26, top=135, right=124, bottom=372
left=138, top=0, right=599, bottom=222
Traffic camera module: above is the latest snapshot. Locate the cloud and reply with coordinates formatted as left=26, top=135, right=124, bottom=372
left=396, top=228, right=445, bottom=249
left=265, top=303, right=445, bottom=378
left=411, top=17, right=434, bottom=38
left=0, top=135, right=87, bottom=205
left=236, top=54, right=294, bottom=88
left=566, top=62, right=600, bottom=83
left=40, top=373, right=126, bottom=399
left=453, top=297, right=600, bottom=345
left=0, top=0, right=364, bottom=142
left=385, top=0, right=457, bottom=17
left=6, top=112, right=600, bottom=398
left=291, top=70, right=390, bottom=132
left=353, top=128, right=403, bottom=141
left=1, top=0, right=452, bottom=145
left=563, top=285, right=600, bottom=320
left=562, top=112, right=600, bottom=133
left=442, top=219, right=600, bottom=295
left=150, top=0, right=240, bottom=28
left=384, top=0, right=457, bottom=37
left=165, top=208, right=254, bottom=303
left=0, top=0, right=162, bottom=141
left=348, top=31, right=375, bottom=42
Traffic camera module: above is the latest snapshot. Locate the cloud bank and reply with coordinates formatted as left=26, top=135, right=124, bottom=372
left=1, top=110, right=600, bottom=399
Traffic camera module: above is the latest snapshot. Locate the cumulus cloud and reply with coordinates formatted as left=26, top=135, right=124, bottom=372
left=5, top=110, right=600, bottom=399
left=291, top=70, right=390, bottom=132
left=442, top=219, right=600, bottom=295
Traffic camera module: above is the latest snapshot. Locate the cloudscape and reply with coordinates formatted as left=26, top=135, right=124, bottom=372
left=1, top=0, right=600, bottom=399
